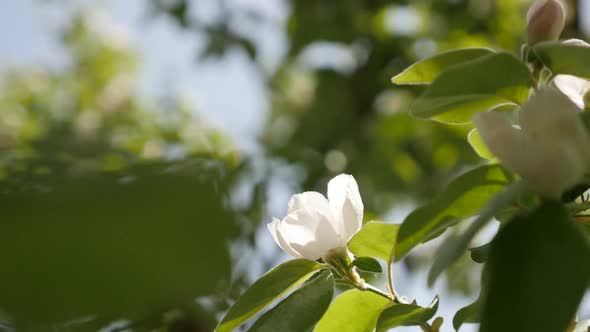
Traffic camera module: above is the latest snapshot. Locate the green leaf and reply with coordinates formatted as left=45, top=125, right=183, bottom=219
left=392, top=48, right=494, bottom=85
left=453, top=299, right=481, bottom=330
left=468, top=242, right=490, bottom=263
left=467, top=128, right=495, bottom=160
left=409, top=52, right=533, bottom=124
left=352, top=257, right=383, bottom=273
left=314, top=289, right=390, bottom=332
left=480, top=202, right=590, bottom=332
left=376, top=297, right=439, bottom=332
left=534, top=41, right=590, bottom=79
left=349, top=222, right=400, bottom=262
left=395, top=165, right=512, bottom=260
left=216, top=259, right=324, bottom=332
left=580, top=111, right=590, bottom=132
left=247, top=270, right=334, bottom=332
left=427, top=182, right=526, bottom=285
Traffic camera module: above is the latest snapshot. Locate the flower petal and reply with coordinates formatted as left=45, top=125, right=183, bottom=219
left=327, top=174, right=364, bottom=241
left=474, top=110, right=586, bottom=198
left=287, top=191, right=332, bottom=217
left=520, top=87, right=590, bottom=164
left=563, top=38, right=590, bottom=47
left=520, top=86, right=582, bottom=135
left=267, top=218, right=304, bottom=259
left=554, top=75, right=590, bottom=109
left=278, top=209, right=342, bottom=260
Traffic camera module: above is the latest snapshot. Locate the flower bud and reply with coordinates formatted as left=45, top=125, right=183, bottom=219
left=526, top=0, right=565, bottom=45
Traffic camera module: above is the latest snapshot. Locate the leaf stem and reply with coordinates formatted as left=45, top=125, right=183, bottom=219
left=386, top=260, right=401, bottom=302
left=362, top=283, right=394, bottom=300
left=336, top=277, right=392, bottom=301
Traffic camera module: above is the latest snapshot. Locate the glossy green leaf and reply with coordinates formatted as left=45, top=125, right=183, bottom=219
left=247, top=270, right=334, bottom=332
left=376, top=297, right=439, bottom=332
left=349, top=222, right=400, bottom=262
left=217, top=259, right=324, bottom=332
left=467, top=128, right=495, bottom=160
left=453, top=299, right=481, bottom=331
left=314, top=289, right=390, bottom=332
left=395, top=165, right=512, bottom=260
left=427, top=182, right=525, bottom=285
left=352, top=257, right=383, bottom=273
left=410, top=52, right=533, bottom=123
left=392, top=48, right=494, bottom=85
left=480, top=203, right=590, bottom=332
left=534, top=41, right=590, bottom=79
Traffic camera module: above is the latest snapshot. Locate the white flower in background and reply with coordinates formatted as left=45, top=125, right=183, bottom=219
left=526, top=0, right=565, bottom=45
left=553, top=39, right=590, bottom=110
left=474, top=86, right=590, bottom=198
left=268, top=174, right=363, bottom=260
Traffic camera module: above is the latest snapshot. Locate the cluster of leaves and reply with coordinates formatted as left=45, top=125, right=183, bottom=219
left=216, top=14, right=590, bottom=332
left=154, top=0, right=538, bottom=216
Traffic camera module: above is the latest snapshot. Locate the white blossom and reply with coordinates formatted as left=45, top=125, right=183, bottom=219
left=267, top=174, right=363, bottom=260
left=474, top=86, right=590, bottom=198
left=554, top=39, right=590, bottom=110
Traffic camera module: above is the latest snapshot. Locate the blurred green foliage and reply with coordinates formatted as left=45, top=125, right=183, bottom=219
left=153, top=0, right=542, bottom=213
left=0, top=10, right=245, bottom=332
left=0, top=160, right=236, bottom=330
left=0, top=14, right=236, bottom=179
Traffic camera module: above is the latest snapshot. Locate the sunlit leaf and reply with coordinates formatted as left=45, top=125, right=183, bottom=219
left=410, top=52, right=532, bottom=123
left=480, top=203, right=590, bottom=332
left=375, top=297, right=439, bottom=332
left=392, top=48, right=494, bottom=85
left=217, top=259, right=325, bottom=332
left=352, top=257, right=382, bottom=273
left=349, top=222, right=399, bottom=262
left=247, top=270, right=334, bottom=332
left=534, top=41, right=590, bottom=79
left=314, top=289, right=390, bottom=332
left=427, top=182, right=525, bottom=285
left=395, top=165, right=512, bottom=260
left=467, top=128, right=495, bottom=160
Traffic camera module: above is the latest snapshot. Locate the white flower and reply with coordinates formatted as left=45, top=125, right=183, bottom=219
left=267, top=174, right=363, bottom=260
left=553, top=39, right=590, bottom=110
left=474, top=86, right=590, bottom=198
left=526, top=0, right=565, bottom=45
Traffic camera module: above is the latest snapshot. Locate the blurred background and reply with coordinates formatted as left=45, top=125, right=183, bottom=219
left=0, top=0, right=588, bottom=331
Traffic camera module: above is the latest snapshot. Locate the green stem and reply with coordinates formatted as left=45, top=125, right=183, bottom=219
left=362, top=283, right=393, bottom=300
left=387, top=260, right=401, bottom=301
left=336, top=277, right=392, bottom=301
